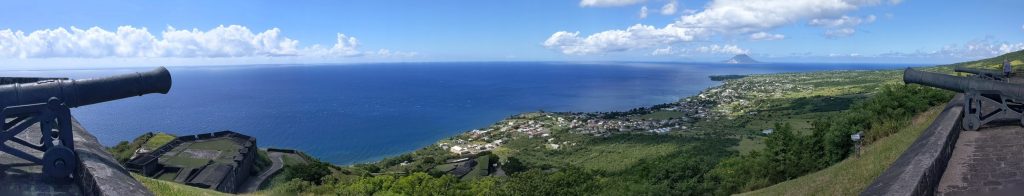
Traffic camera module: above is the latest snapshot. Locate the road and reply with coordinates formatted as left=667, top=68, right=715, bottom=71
left=239, top=151, right=286, bottom=193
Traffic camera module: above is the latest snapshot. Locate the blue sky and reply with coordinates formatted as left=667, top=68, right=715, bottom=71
left=0, top=0, right=1022, bottom=67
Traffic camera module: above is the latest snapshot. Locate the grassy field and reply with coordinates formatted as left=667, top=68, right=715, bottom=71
left=461, top=156, right=491, bottom=180
left=731, top=137, right=764, bottom=155
left=738, top=104, right=945, bottom=195
left=498, top=134, right=687, bottom=173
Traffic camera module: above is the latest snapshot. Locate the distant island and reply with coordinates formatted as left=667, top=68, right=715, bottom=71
left=722, top=54, right=760, bottom=64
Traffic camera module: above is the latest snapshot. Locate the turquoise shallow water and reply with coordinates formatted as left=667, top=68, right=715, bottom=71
left=1, top=62, right=922, bottom=164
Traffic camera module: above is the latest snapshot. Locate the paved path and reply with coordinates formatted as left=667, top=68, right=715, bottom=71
left=239, top=151, right=285, bottom=193
left=937, top=125, right=1024, bottom=195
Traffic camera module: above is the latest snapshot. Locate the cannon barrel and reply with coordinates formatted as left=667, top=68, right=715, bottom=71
left=0, top=67, right=171, bottom=109
left=953, top=66, right=1004, bottom=77
left=904, top=68, right=1024, bottom=98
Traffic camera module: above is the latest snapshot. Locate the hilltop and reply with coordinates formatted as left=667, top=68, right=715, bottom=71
left=722, top=54, right=761, bottom=64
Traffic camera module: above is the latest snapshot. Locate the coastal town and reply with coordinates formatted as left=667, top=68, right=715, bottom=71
left=437, top=75, right=745, bottom=156
left=435, top=70, right=894, bottom=158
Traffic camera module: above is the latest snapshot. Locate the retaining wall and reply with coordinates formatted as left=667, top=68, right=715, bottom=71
left=861, top=94, right=964, bottom=196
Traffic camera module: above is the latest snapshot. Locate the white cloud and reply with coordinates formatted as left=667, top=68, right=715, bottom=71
left=822, top=38, right=1024, bottom=60
left=660, top=1, right=678, bottom=15
left=675, top=0, right=880, bottom=34
left=749, top=31, right=785, bottom=41
left=691, top=44, right=748, bottom=54
left=929, top=38, right=1024, bottom=59
left=808, top=15, right=875, bottom=37
left=547, top=0, right=886, bottom=55
left=640, top=6, right=649, bottom=19
left=651, top=46, right=674, bottom=56
left=543, top=24, right=701, bottom=55
left=302, top=33, right=361, bottom=57
left=580, top=0, right=645, bottom=7
left=0, top=25, right=402, bottom=59
left=808, top=15, right=874, bottom=28
left=373, top=49, right=418, bottom=58
left=649, top=44, right=748, bottom=56
left=824, top=28, right=856, bottom=38
left=0, top=25, right=303, bottom=58
left=1021, top=24, right=1024, bottom=31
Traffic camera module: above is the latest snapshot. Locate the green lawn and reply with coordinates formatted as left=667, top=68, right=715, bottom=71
left=431, top=163, right=458, bottom=173
left=461, top=156, right=491, bottom=181
left=143, top=132, right=176, bottom=150
left=186, top=138, right=243, bottom=152
left=730, top=137, right=764, bottom=155
left=281, top=153, right=308, bottom=165
left=739, top=105, right=944, bottom=195
left=502, top=134, right=689, bottom=173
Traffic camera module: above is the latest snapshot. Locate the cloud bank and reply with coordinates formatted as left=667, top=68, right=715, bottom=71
left=0, top=25, right=407, bottom=59
left=880, top=38, right=1024, bottom=59
left=549, top=0, right=886, bottom=55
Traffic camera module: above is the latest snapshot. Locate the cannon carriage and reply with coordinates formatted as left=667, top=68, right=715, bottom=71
left=904, top=68, right=1024, bottom=131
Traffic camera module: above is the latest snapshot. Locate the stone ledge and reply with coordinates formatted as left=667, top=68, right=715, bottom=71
left=71, top=118, right=153, bottom=196
left=861, top=94, right=964, bottom=196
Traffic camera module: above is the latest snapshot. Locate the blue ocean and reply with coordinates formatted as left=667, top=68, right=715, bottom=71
left=1, top=62, right=923, bottom=164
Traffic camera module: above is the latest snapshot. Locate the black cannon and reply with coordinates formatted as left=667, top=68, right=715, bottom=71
left=904, top=68, right=1024, bottom=131
left=0, top=67, right=171, bottom=180
left=954, top=66, right=1008, bottom=81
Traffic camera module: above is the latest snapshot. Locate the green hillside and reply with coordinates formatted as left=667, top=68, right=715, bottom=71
left=741, top=49, right=1024, bottom=195
left=953, top=50, right=1024, bottom=70
left=738, top=105, right=942, bottom=195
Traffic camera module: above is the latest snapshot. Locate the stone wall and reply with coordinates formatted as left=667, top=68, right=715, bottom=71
left=861, top=94, right=965, bottom=196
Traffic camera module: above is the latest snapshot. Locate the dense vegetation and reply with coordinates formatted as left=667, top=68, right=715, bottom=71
left=705, top=84, right=952, bottom=193
left=108, top=132, right=175, bottom=163
left=742, top=105, right=945, bottom=195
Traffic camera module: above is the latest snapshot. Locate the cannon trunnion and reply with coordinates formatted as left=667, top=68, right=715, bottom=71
left=0, top=67, right=171, bottom=181
left=904, top=68, right=1024, bottom=131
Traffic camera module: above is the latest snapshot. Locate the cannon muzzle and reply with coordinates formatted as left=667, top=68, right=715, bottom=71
left=0, top=66, right=172, bottom=109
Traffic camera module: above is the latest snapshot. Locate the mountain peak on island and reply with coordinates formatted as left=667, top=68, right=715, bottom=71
left=722, top=54, right=760, bottom=64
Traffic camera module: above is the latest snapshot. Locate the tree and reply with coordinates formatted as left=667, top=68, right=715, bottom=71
left=286, top=162, right=333, bottom=184
left=501, top=157, right=527, bottom=174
